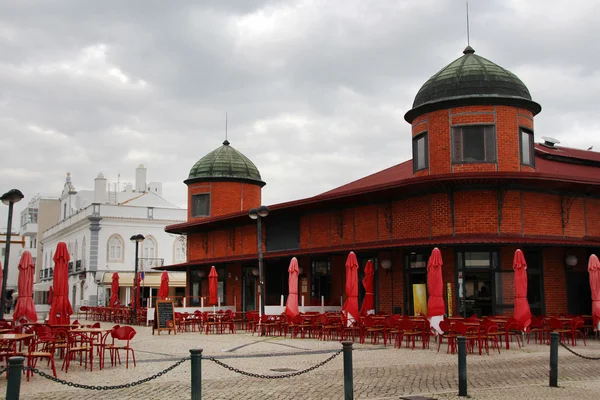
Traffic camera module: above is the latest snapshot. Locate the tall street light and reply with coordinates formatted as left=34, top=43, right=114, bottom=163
left=130, top=234, right=145, bottom=325
left=248, top=205, right=269, bottom=334
left=0, top=189, right=24, bottom=320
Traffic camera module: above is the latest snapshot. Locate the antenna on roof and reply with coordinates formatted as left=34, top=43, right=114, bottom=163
left=466, top=1, right=470, bottom=46
left=225, top=112, right=228, bottom=142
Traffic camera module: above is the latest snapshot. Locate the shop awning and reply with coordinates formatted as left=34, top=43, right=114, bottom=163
left=101, top=272, right=186, bottom=287
left=33, top=281, right=52, bottom=291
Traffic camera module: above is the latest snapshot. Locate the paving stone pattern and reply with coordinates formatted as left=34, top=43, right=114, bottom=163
left=3, top=320, right=600, bottom=400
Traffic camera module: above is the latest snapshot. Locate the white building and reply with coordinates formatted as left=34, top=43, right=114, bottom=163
left=0, top=232, right=26, bottom=295
left=19, top=194, right=61, bottom=295
left=36, top=165, right=187, bottom=310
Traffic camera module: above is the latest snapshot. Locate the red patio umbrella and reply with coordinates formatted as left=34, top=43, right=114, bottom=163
left=342, top=252, right=360, bottom=325
left=158, top=271, right=170, bottom=300
left=588, top=254, right=600, bottom=331
left=49, top=242, right=73, bottom=325
left=209, top=266, right=218, bottom=306
left=48, top=286, right=54, bottom=305
left=109, top=272, right=120, bottom=307
left=359, top=260, right=375, bottom=316
left=285, top=257, right=299, bottom=319
left=513, top=249, right=531, bottom=331
left=427, top=248, right=446, bottom=334
left=13, top=251, right=38, bottom=323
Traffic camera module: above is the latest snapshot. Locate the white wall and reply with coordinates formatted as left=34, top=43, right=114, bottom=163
left=0, top=237, right=26, bottom=291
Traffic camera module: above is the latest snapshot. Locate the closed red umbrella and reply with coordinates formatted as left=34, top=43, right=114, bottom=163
left=342, top=252, right=360, bottom=325
left=588, top=254, right=600, bottom=331
left=158, top=271, right=169, bottom=300
left=48, top=286, right=54, bottom=305
left=49, top=242, right=73, bottom=325
left=209, top=266, right=218, bottom=305
left=427, top=248, right=446, bottom=334
left=110, top=272, right=120, bottom=307
left=13, top=251, right=37, bottom=323
left=360, top=260, right=375, bottom=316
left=285, top=257, right=299, bottom=319
left=513, top=249, right=531, bottom=331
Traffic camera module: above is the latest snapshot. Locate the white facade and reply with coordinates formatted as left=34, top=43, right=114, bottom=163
left=35, top=167, right=187, bottom=309
left=0, top=233, right=26, bottom=293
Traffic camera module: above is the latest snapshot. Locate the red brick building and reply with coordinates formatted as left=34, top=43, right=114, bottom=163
left=162, top=46, right=600, bottom=318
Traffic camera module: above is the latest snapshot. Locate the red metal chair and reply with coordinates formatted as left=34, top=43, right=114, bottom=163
left=108, top=326, right=137, bottom=369
left=27, top=325, right=57, bottom=380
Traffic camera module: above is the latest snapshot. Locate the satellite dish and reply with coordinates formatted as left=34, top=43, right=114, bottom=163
left=541, top=136, right=560, bottom=148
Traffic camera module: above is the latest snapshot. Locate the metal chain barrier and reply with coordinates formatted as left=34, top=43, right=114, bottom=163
left=24, top=357, right=189, bottom=390
left=205, top=350, right=342, bottom=379
left=559, top=341, right=600, bottom=360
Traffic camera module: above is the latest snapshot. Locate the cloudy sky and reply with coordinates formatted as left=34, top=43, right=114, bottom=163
left=1, top=0, right=599, bottom=225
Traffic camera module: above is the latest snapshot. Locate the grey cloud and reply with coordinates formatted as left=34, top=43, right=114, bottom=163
left=1, top=0, right=599, bottom=224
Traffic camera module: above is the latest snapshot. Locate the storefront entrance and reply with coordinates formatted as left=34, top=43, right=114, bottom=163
left=404, top=250, right=430, bottom=316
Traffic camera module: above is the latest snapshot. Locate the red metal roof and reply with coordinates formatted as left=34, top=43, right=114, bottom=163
left=319, top=160, right=413, bottom=197
left=166, top=148, right=600, bottom=234
left=535, top=143, right=600, bottom=163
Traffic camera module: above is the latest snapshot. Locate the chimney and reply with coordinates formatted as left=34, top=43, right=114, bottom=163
left=94, top=172, right=107, bottom=203
left=135, top=164, right=147, bottom=193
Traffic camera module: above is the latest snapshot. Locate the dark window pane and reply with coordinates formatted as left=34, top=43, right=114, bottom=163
left=412, top=133, right=428, bottom=171
left=311, top=260, right=331, bottom=302
left=452, top=128, right=463, bottom=163
left=452, top=125, right=496, bottom=163
left=191, top=194, right=210, bottom=217
left=521, top=130, right=534, bottom=166
left=463, top=127, right=485, bottom=161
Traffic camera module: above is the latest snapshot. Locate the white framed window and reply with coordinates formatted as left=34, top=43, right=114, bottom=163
left=107, top=234, right=124, bottom=263
left=173, top=238, right=186, bottom=263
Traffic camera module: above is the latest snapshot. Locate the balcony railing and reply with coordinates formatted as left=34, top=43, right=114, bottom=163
left=75, top=260, right=82, bottom=272
left=138, top=258, right=165, bottom=270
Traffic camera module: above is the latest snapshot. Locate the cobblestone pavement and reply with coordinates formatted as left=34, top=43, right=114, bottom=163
left=2, top=320, right=600, bottom=399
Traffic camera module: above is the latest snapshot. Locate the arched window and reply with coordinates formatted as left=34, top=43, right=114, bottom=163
left=107, top=234, right=124, bottom=263
left=143, top=236, right=157, bottom=259
left=82, top=237, right=87, bottom=269
left=173, top=237, right=186, bottom=263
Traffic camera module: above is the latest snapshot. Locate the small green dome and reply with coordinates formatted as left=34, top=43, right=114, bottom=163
left=185, top=140, right=265, bottom=187
left=405, top=46, right=541, bottom=122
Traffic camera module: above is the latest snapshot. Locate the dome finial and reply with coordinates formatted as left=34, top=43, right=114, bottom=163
left=463, top=45, right=475, bottom=55
left=223, top=139, right=230, bottom=146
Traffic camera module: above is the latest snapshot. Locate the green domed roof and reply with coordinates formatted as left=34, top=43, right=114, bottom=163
left=185, top=140, right=265, bottom=187
left=405, top=46, right=541, bottom=122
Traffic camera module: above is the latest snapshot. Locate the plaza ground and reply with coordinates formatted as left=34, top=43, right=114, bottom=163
left=3, top=321, right=600, bottom=399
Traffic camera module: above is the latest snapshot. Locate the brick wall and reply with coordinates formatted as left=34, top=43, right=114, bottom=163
left=543, top=247, right=568, bottom=315
left=410, top=105, right=536, bottom=176
left=187, top=181, right=262, bottom=220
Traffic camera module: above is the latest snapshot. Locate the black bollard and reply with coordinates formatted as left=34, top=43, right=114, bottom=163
left=549, top=332, right=558, bottom=387
left=458, top=336, right=467, bottom=397
left=190, top=349, right=203, bottom=400
left=342, top=341, right=354, bottom=400
left=6, top=356, right=25, bottom=400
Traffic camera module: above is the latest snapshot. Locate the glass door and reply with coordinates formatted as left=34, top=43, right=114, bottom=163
left=404, top=251, right=429, bottom=316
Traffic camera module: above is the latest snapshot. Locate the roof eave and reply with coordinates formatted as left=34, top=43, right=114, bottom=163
left=404, top=96, right=542, bottom=123
left=184, top=176, right=266, bottom=187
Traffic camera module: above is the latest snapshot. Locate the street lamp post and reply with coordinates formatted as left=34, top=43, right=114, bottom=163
left=0, top=189, right=24, bottom=320
left=130, top=234, right=145, bottom=325
left=248, top=205, right=269, bottom=335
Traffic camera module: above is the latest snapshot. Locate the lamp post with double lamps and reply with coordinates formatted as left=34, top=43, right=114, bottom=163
left=130, top=234, right=145, bottom=325
left=248, top=205, right=269, bottom=334
left=0, top=189, right=24, bottom=320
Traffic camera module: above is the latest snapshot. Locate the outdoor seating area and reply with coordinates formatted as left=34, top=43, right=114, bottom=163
left=0, top=318, right=137, bottom=380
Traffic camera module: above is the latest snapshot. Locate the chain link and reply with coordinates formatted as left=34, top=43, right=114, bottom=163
left=559, top=341, right=600, bottom=360
left=205, top=350, right=342, bottom=379
left=25, top=357, right=189, bottom=390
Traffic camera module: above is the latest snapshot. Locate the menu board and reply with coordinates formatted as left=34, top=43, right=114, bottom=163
left=153, top=300, right=176, bottom=335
